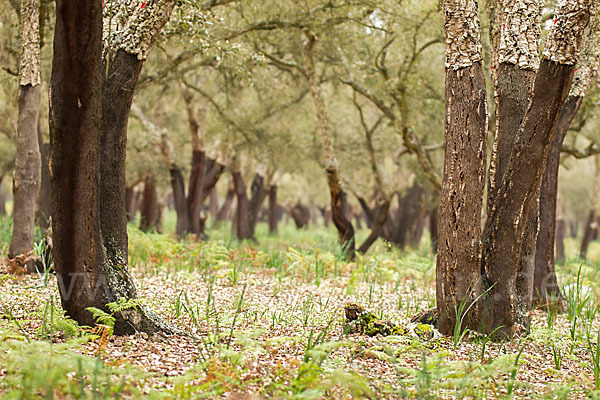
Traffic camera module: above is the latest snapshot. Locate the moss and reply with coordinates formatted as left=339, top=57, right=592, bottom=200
left=414, top=323, right=434, bottom=340
left=344, top=303, right=407, bottom=337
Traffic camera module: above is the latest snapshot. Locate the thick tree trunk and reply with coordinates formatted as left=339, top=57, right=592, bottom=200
left=10, top=0, right=41, bottom=261
left=429, top=205, right=438, bottom=252
left=436, top=0, right=488, bottom=335
left=482, top=62, right=582, bottom=336
left=139, top=177, right=160, bottom=233
left=268, top=185, right=279, bottom=234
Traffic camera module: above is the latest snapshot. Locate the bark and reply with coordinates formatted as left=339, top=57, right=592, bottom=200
left=170, top=167, right=191, bottom=236
left=10, top=0, right=42, bottom=260
left=232, top=170, right=251, bottom=240
left=268, top=184, right=279, bottom=234
left=533, top=96, right=582, bottom=306
left=358, top=193, right=390, bottom=254
left=304, top=32, right=355, bottom=257
left=481, top=61, right=584, bottom=337
left=555, top=218, right=566, bottom=262
left=429, top=205, right=438, bottom=252
left=437, top=0, right=488, bottom=336
left=50, top=0, right=169, bottom=335
left=291, top=203, right=310, bottom=229
left=248, top=173, right=267, bottom=236
left=125, top=184, right=138, bottom=222
left=187, top=150, right=207, bottom=236
left=139, top=177, right=160, bottom=232
left=534, top=13, right=599, bottom=306
left=37, top=138, right=51, bottom=229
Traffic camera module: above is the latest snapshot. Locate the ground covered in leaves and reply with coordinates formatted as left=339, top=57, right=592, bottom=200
left=1, top=218, right=600, bottom=399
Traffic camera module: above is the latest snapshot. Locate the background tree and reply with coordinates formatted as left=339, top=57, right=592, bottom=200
left=9, top=0, right=42, bottom=270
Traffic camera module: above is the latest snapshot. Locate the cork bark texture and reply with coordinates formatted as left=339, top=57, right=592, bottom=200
left=103, top=0, right=175, bottom=60
left=570, top=11, right=600, bottom=97
left=19, top=0, right=41, bottom=86
left=497, top=0, right=542, bottom=70
left=543, top=0, right=594, bottom=64
left=443, top=0, right=483, bottom=69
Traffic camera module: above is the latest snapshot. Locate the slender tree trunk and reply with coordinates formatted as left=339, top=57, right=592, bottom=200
left=481, top=0, right=592, bottom=337
left=231, top=158, right=251, bottom=240
left=304, top=32, right=355, bottom=257
left=187, top=150, right=206, bottom=236
left=10, top=0, right=42, bottom=260
left=555, top=217, right=566, bottom=262
left=429, top=205, right=438, bottom=252
left=437, top=0, right=488, bottom=336
left=268, top=184, right=279, bottom=234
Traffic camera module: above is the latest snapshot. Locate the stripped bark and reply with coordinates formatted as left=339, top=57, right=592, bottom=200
left=436, top=0, right=488, bottom=336
left=534, top=13, right=600, bottom=306
left=481, top=0, right=593, bottom=337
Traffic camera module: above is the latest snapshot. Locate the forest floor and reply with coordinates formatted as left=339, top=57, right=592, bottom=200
left=0, top=216, right=599, bottom=399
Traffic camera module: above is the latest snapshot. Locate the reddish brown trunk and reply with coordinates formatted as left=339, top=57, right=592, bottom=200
left=436, top=63, right=488, bottom=336
left=291, top=203, right=310, bottom=229
left=533, top=96, right=582, bottom=306
left=170, top=166, right=190, bottom=236
left=481, top=61, right=576, bottom=337
left=139, top=177, right=160, bottom=233
left=232, top=171, right=251, bottom=240
left=187, top=150, right=206, bottom=235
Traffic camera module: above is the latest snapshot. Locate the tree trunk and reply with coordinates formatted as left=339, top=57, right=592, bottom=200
left=10, top=0, right=42, bottom=260
left=125, top=184, right=137, bottom=222
left=170, top=166, right=190, bottom=236
left=534, top=14, right=599, bottom=304
left=304, top=32, right=355, bottom=258
left=291, top=203, right=310, bottom=229
left=217, top=179, right=235, bottom=222
left=580, top=158, right=600, bottom=259
left=187, top=150, right=206, bottom=236
left=0, top=176, right=5, bottom=216
left=139, top=177, right=160, bottom=233
left=268, top=185, right=278, bottom=234
left=248, top=172, right=267, bottom=236
left=358, top=195, right=390, bottom=254
left=232, top=170, right=251, bottom=240
left=555, top=217, right=566, bottom=262
left=37, top=138, right=51, bottom=229
left=437, top=0, right=487, bottom=336
left=429, top=205, right=438, bottom=252
left=533, top=96, right=582, bottom=305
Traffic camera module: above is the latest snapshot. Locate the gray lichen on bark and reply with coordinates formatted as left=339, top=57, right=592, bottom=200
left=543, top=0, right=594, bottom=65
left=103, top=0, right=175, bottom=61
left=570, top=11, right=600, bottom=97
left=497, top=0, right=542, bottom=70
left=19, top=0, right=41, bottom=86
left=443, top=0, right=483, bottom=69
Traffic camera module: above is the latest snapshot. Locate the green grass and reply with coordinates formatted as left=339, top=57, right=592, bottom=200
left=1, top=215, right=600, bottom=398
